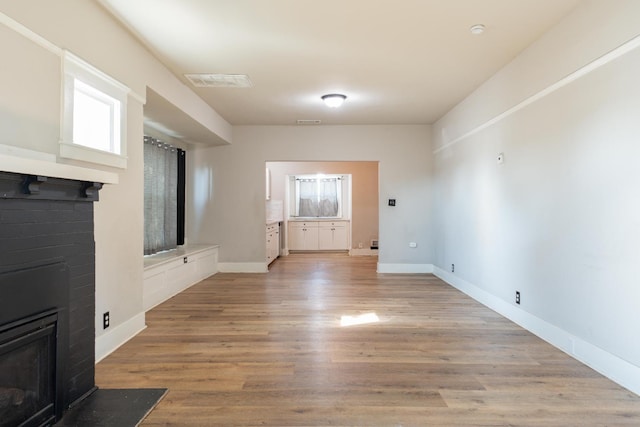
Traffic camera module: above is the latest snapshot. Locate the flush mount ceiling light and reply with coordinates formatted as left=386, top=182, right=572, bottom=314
left=470, top=24, right=486, bottom=35
left=321, top=93, right=347, bottom=108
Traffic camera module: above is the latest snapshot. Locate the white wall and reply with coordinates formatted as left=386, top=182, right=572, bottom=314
left=187, top=125, right=432, bottom=272
left=0, top=0, right=231, bottom=359
left=432, top=0, right=640, bottom=393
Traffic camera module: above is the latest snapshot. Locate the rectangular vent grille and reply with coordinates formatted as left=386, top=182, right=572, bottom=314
left=296, top=119, right=322, bottom=125
left=184, top=73, right=252, bottom=88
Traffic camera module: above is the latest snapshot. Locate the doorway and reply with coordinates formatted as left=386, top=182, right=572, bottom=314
left=265, top=161, right=379, bottom=257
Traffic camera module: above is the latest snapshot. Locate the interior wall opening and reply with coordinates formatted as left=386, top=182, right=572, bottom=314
left=265, top=161, right=379, bottom=260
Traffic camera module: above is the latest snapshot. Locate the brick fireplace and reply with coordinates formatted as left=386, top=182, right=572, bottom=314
left=0, top=171, right=103, bottom=426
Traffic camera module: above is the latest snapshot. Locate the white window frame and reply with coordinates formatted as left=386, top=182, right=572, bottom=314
left=60, top=51, right=129, bottom=169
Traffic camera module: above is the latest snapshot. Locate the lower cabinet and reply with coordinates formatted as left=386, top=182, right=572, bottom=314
left=289, top=221, right=350, bottom=251
left=318, top=222, right=349, bottom=250
left=266, top=222, right=280, bottom=264
left=288, top=222, right=319, bottom=250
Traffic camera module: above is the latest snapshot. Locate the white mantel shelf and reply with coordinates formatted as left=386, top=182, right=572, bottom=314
left=0, top=153, right=118, bottom=184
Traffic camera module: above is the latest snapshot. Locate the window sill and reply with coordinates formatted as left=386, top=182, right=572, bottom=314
left=60, top=142, right=127, bottom=169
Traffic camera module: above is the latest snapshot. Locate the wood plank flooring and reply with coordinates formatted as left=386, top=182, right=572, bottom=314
left=96, top=254, right=640, bottom=426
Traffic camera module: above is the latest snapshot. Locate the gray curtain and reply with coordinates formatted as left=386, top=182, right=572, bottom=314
left=144, top=136, right=178, bottom=255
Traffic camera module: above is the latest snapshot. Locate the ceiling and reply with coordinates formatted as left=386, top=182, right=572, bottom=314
left=99, top=0, right=581, bottom=127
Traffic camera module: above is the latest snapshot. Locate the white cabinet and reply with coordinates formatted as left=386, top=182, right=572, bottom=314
left=318, top=221, right=349, bottom=250
left=288, top=221, right=319, bottom=251
left=288, top=221, right=349, bottom=251
left=266, top=222, right=280, bottom=264
left=143, top=245, right=219, bottom=311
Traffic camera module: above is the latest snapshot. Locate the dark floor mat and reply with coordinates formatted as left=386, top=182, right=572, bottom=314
left=54, top=388, right=167, bottom=427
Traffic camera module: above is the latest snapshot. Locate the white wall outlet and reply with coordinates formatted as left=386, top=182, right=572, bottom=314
left=497, top=152, right=504, bottom=164
left=409, top=242, right=417, bottom=248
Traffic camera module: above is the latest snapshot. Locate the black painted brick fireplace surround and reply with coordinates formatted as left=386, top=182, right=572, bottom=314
left=0, top=171, right=103, bottom=425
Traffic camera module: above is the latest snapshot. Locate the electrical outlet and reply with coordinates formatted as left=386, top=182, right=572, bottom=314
left=515, top=291, right=521, bottom=305
left=103, top=312, right=110, bottom=329
left=451, top=263, right=455, bottom=273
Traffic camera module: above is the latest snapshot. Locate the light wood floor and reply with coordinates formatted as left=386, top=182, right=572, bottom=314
left=96, top=254, right=640, bottom=426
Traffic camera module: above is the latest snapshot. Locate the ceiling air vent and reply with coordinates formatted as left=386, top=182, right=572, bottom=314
left=184, top=73, right=252, bottom=88
left=296, top=119, right=322, bottom=125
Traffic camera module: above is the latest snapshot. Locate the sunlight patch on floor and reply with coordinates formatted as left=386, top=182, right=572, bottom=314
left=340, top=312, right=379, bottom=327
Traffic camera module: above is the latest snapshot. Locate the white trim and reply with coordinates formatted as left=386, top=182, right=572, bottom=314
left=0, top=153, right=118, bottom=184
left=63, top=51, right=129, bottom=94
left=218, top=262, right=269, bottom=273
left=128, top=89, right=146, bottom=105
left=60, top=51, right=129, bottom=169
left=60, top=142, right=128, bottom=169
left=350, top=248, right=379, bottom=256
left=377, top=263, right=434, bottom=274
left=95, top=313, right=146, bottom=363
left=0, top=11, right=62, bottom=55
left=433, top=267, right=640, bottom=396
left=143, top=244, right=220, bottom=269
left=434, top=33, right=640, bottom=154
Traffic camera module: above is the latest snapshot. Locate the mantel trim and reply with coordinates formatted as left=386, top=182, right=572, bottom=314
left=0, top=153, right=118, bottom=185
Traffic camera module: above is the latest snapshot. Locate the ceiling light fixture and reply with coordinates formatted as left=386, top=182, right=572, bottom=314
left=321, top=93, right=347, bottom=108
left=470, top=24, right=486, bottom=35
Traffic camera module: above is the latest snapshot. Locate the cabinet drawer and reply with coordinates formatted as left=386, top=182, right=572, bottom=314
left=289, top=221, right=318, bottom=228
left=319, top=221, right=347, bottom=228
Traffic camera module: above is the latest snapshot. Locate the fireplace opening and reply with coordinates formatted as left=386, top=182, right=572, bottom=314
left=0, top=262, right=69, bottom=426
left=0, top=311, right=58, bottom=427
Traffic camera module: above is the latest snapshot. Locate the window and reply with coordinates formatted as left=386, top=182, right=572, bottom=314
left=143, top=136, right=186, bottom=255
left=60, top=51, right=128, bottom=168
left=292, top=174, right=342, bottom=218
left=72, top=79, right=121, bottom=154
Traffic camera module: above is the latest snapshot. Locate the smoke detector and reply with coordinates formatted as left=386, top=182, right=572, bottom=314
left=184, top=73, right=253, bottom=88
left=470, top=24, right=486, bottom=35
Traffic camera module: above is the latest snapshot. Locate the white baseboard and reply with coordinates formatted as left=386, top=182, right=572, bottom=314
left=377, top=263, right=434, bottom=273
left=218, top=262, right=268, bottom=273
left=95, top=312, right=146, bottom=363
left=350, top=248, right=379, bottom=256
left=433, top=266, right=640, bottom=396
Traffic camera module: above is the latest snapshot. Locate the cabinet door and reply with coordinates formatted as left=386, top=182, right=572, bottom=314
left=273, top=229, right=280, bottom=257
left=318, top=222, right=349, bottom=250
left=288, top=226, right=305, bottom=250
left=289, top=222, right=318, bottom=250
left=266, top=231, right=274, bottom=263
left=302, top=227, right=319, bottom=250
left=331, top=224, right=349, bottom=249
left=318, top=226, right=333, bottom=249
